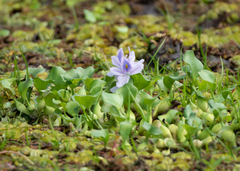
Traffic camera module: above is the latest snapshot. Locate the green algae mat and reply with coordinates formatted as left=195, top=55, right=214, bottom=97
left=1, top=0, right=240, bottom=170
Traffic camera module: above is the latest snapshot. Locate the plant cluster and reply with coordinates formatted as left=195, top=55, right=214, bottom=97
left=1, top=48, right=240, bottom=161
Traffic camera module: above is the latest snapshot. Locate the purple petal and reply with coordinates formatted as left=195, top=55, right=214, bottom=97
left=117, top=48, right=124, bottom=62
left=106, top=71, right=115, bottom=77
left=129, top=60, right=144, bottom=75
left=116, top=75, right=130, bottom=88
left=128, top=51, right=135, bottom=63
left=111, top=56, right=121, bottom=67
left=110, top=67, right=125, bottom=76
left=110, top=86, right=118, bottom=93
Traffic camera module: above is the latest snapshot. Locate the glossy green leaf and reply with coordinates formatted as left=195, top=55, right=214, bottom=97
left=184, top=124, right=199, bottom=138
left=101, top=91, right=123, bottom=109
left=58, top=89, right=71, bottom=102
left=158, top=109, right=178, bottom=124
left=183, top=105, right=193, bottom=118
left=14, top=99, right=30, bottom=115
left=183, top=50, right=203, bottom=80
left=73, top=92, right=100, bottom=109
left=101, top=103, right=125, bottom=121
left=187, top=113, right=202, bottom=128
left=141, top=121, right=162, bottom=135
left=66, top=101, right=80, bottom=117
left=34, top=77, right=54, bottom=93
left=27, top=67, right=45, bottom=78
left=139, top=91, right=160, bottom=111
left=119, top=121, right=132, bottom=140
left=91, top=129, right=109, bottom=146
left=18, top=78, right=34, bottom=101
left=157, top=78, right=168, bottom=93
left=47, top=66, right=66, bottom=90
left=163, top=76, right=175, bottom=89
left=198, top=69, right=215, bottom=83
left=85, top=78, right=106, bottom=95
left=132, top=73, right=150, bottom=90
left=90, top=79, right=105, bottom=95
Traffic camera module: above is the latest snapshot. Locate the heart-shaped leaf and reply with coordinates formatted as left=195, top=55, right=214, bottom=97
left=101, top=91, right=123, bottom=109
left=132, top=73, right=150, bottom=90
left=73, top=92, right=100, bottom=109
left=183, top=50, right=203, bottom=80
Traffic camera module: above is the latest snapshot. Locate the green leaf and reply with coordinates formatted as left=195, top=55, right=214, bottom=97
left=85, top=78, right=105, bottom=95
left=76, top=67, right=95, bottom=79
left=183, top=50, right=203, bottom=80
left=18, top=78, right=34, bottom=101
left=139, top=91, right=160, bottom=111
left=63, top=67, right=94, bottom=81
left=184, top=124, right=199, bottom=138
left=44, top=93, right=58, bottom=108
left=158, top=109, right=178, bottom=124
left=187, top=113, right=202, bottom=128
left=90, top=79, right=105, bottom=95
left=198, top=69, right=215, bottom=83
left=119, top=121, right=132, bottom=140
left=66, top=101, right=80, bottom=117
left=53, top=116, right=62, bottom=126
left=157, top=78, right=168, bottom=93
left=47, top=66, right=66, bottom=90
left=58, top=89, right=71, bottom=102
left=183, top=105, right=193, bottom=118
left=132, top=73, right=150, bottom=90
left=27, top=67, right=45, bottom=78
left=102, top=103, right=125, bottom=121
left=163, top=76, right=175, bottom=89
left=209, top=99, right=226, bottom=118
left=115, top=83, right=138, bottom=105
left=142, top=121, right=162, bottom=135
left=169, top=75, right=186, bottom=80
left=84, top=9, right=97, bottom=23
left=14, top=99, right=30, bottom=115
left=34, top=77, right=53, bottom=92
left=73, top=92, right=100, bottom=109
left=101, top=91, right=123, bottom=109
left=62, top=69, right=78, bottom=81
left=0, top=78, right=16, bottom=95
left=197, top=96, right=208, bottom=112
left=0, top=29, right=10, bottom=37
left=91, top=129, right=109, bottom=146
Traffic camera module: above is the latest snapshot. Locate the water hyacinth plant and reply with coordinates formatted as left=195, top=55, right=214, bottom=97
left=107, top=48, right=144, bottom=92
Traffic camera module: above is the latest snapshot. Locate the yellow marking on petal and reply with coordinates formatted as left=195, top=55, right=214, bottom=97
left=125, top=64, right=128, bottom=69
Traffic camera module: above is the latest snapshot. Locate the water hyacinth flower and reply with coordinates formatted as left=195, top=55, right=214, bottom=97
left=107, top=48, right=144, bottom=92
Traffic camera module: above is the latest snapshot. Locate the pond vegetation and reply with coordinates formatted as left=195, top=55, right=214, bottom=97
left=1, top=0, right=240, bottom=170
